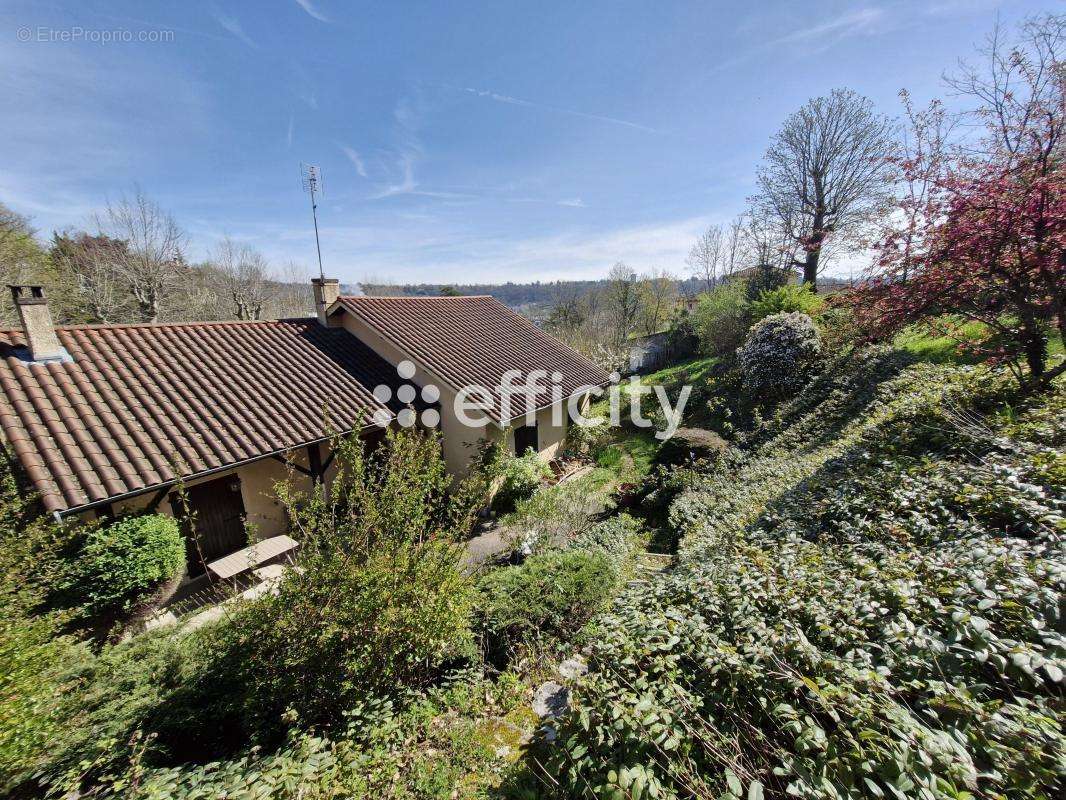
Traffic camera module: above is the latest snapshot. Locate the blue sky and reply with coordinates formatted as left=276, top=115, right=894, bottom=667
left=0, top=0, right=1054, bottom=284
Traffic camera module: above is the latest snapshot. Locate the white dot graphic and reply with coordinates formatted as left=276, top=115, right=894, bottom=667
left=372, top=409, right=392, bottom=428
left=373, top=385, right=392, bottom=403
left=397, top=360, right=416, bottom=380
left=397, top=384, right=416, bottom=404
left=420, top=408, right=440, bottom=427
left=397, top=408, right=416, bottom=427
left=421, top=384, right=440, bottom=403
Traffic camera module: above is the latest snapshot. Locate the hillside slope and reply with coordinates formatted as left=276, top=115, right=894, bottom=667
left=542, top=348, right=1065, bottom=799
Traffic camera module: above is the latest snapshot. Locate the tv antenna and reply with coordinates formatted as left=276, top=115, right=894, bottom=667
left=301, top=163, right=325, bottom=281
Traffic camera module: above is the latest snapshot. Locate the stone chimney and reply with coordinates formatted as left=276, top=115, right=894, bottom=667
left=311, top=277, right=341, bottom=327
left=8, top=285, right=66, bottom=362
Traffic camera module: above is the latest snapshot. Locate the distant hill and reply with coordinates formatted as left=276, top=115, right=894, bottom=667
left=356, top=278, right=706, bottom=309
left=355, top=274, right=855, bottom=310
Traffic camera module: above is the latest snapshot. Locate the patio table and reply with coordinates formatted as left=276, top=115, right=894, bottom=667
left=205, top=534, right=299, bottom=582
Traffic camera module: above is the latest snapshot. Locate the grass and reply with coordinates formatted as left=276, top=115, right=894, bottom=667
left=894, top=319, right=1065, bottom=365
left=593, top=429, right=660, bottom=480
left=639, top=354, right=719, bottom=386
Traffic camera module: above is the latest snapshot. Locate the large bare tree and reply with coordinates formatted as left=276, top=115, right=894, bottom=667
left=755, top=89, right=896, bottom=291
left=95, top=190, right=188, bottom=322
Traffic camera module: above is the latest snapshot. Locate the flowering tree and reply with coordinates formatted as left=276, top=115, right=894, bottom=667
left=850, top=16, right=1065, bottom=387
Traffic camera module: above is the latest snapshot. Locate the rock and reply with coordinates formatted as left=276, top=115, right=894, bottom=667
left=532, top=681, right=570, bottom=718
left=559, top=656, right=588, bottom=679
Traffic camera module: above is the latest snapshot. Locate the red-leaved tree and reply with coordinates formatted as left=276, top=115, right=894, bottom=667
left=850, top=16, right=1065, bottom=387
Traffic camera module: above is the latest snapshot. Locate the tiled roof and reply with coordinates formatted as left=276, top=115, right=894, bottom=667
left=0, top=319, right=404, bottom=514
left=331, top=295, right=611, bottom=422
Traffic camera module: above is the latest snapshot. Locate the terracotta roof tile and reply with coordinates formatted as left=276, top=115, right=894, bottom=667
left=331, top=295, right=610, bottom=422
left=0, top=319, right=405, bottom=514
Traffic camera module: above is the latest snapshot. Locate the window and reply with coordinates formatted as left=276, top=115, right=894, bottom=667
left=513, top=422, right=539, bottom=455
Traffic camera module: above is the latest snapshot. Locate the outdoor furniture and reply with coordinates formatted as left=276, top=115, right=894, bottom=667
left=205, top=534, right=298, bottom=584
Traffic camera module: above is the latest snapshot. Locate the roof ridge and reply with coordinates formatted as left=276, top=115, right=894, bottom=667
left=338, top=294, right=495, bottom=300
left=0, top=317, right=316, bottom=334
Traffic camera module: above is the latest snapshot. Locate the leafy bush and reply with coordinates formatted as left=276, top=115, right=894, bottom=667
left=478, top=550, right=617, bottom=647
left=743, top=263, right=793, bottom=300
left=692, top=281, right=751, bottom=355
left=750, top=282, right=823, bottom=322
left=492, top=448, right=551, bottom=512
left=205, top=429, right=478, bottom=739
left=567, top=513, right=642, bottom=576
left=537, top=351, right=1066, bottom=800
left=738, top=311, right=822, bottom=401
left=65, top=514, right=185, bottom=616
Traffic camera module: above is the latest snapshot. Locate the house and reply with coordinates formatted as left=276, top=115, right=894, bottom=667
left=0, top=280, right=609, bottom=575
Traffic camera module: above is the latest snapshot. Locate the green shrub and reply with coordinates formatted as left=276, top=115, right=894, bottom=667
left=66, top=514, right=185, bottom=616
left=537, top=352, right=1066, bottom=800
left=568, top=513, right=642, bottom=575
left=750, top=282, right=823, bottom=322
left=478, top=550, right=616, bottom=646
left=743, top=263, right=792, bottom=300
left=492, top=449, right=551, bottom=512
left=738, top=311, right=822, bottom=401
left=692, top=281, right=751, bottom=355
left=207, top=428, right=478, bottom=739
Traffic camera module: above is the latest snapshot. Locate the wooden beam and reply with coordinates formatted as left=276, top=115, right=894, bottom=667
left=269, top=453, right=312, bottom=476
left=307, top=443, right=323, bottom=480
left=144, top=486, right=171, bottom=513
left=320, top=447, right=336, bottom=474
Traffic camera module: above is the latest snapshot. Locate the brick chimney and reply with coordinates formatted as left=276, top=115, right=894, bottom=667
left=311, top=277, right=340, bottom=327
left=8, top=285, right=66, bottom=362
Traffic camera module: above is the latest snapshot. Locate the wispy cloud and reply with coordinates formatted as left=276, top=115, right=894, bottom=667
left=770, top=7, right=884, bottom=46
left=710, top=7, right=887, bottom=74
left=557, top=197, right=585, bottom=208
left=214, top=13, right=256, bottom=48
left=456, top=86, right=661, bottom=134
left=340, top=145, right=367, bottom=177
left=286, top=114, right=295, bottom=148
left=294, top=0, right=330, bottom=23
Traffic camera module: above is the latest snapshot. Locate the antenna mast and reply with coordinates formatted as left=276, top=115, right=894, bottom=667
left=301, top=163, right=325, bottom=281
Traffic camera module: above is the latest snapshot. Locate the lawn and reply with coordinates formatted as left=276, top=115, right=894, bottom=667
left=894, top=319, right=1065, bottom=365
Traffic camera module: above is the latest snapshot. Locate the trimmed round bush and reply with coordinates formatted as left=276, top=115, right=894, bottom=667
left=74, top=514, right=185, bottom=614
left=653, top=427, right=729, bottom=467
left=738, top=311, right=821, bottom=400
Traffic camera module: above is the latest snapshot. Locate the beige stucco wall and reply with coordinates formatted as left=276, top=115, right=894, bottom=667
left=335, top=309, right=576, bottom=474
left=104, top=443, right=325, bottom=542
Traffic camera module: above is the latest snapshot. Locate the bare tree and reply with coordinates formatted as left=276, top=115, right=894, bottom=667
left=51, top=232, right=133, bottom=323
left=755, top=89, right=896, bottom=291
left=605, top=262, right=641, bottom=344
left=95, top=190, right=188, bottom=322
left=211, top=236, right=273, bottom=320
left=742, top=208, right=797, bottom=270
left=637, top=268, right=679, bottom=335
left=686, top=225, right=723, bottom=292
left=946, top=14, right=1064, bottom=165
left=723, top=215, right=748, bottom=279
